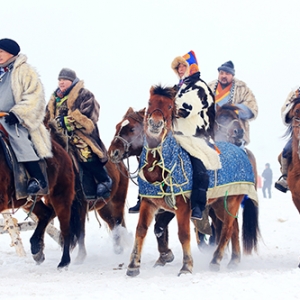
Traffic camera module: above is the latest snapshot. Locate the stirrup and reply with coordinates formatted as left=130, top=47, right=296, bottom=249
left=274, top=175, right=288, bottom=193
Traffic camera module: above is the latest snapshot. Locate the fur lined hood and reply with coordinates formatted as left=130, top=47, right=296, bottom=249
left=10, top=54, right=52, bottom=158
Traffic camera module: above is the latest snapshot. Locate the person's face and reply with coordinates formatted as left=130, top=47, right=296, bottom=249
left=177, top=63, right=187, bottom=78
left=0, top=49, right=14, bottom=64
left=58, top=79, right=73, bottom=92
left=218, top=70, right=234, bottom=85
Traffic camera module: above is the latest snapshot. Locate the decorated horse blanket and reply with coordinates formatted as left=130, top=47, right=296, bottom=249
left=138, top=134, right=258, bottom=204
left=138, top=133, right=192, bottom=198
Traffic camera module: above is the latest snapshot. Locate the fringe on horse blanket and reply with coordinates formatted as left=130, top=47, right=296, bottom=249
left=207, top=141, right=258, bottom=204
left=138, top=133, right=192, bottom=198
left=174, top=135, right=221, bottom=170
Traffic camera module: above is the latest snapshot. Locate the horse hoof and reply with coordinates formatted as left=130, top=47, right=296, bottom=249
left=227, top=260, right=239, bottom=269
left=209, top=262, right=220, bottom=272
left=57, top=261, right=70, bottom=270
left=126, top=267, right=140, bottom=277
left=32, top=252, right=45, bottom=264
left=154, top=250, right=175, bottom=267
left=178, top=267, right=192, bottom=276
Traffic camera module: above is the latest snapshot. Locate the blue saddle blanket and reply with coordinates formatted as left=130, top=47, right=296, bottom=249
left=138, top=134, right=254, bottom=197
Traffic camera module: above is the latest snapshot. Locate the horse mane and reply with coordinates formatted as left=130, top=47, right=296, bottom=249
left=47, top=120, right=68, bottom=150
left=216, top=104, right=240, bottom=115
left=150, top=85, right=177, bottom=100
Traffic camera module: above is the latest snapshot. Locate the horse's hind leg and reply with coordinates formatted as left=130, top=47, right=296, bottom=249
left=127, top=200, right=156, bottom=277
left=227, top=218, right=241, bottom=269
left=29, top=202, right=54, bottom=264
left=153, top=211, right=175, bottom=267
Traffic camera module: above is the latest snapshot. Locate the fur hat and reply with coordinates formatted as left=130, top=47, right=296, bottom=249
left=0, top=38, right=20, bottom=56
left=171, top=50, right=199, bottom=79
left=217, top=61, right=235, bottom=76
left=58, top=68, right=77, bottom=82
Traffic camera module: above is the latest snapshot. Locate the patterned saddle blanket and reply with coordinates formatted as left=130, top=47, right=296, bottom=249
left=138, top=134, right=257, bottom=202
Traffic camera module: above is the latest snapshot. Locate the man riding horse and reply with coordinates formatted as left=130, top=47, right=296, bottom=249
left=45, top=68, right=112, bottom=200
left=0, top=38, right=52, bottom=195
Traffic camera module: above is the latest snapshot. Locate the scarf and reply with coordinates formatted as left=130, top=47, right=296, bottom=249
left=213, top=80, right=235, bottom=106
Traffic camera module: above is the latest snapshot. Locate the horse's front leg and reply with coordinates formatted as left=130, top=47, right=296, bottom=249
left=153, top=210, right=175, bottom=267
left=127, top=199, right=156, bottom=277
left=176, top=198, right=193, bottom=276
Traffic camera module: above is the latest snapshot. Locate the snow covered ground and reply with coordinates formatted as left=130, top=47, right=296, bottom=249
left=0, top=183, right=299, bottom=300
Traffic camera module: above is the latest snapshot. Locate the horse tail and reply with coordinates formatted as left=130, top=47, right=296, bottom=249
left=242, top=198, right=260, bottom=255
left=68, top=194, right=84, bottom=249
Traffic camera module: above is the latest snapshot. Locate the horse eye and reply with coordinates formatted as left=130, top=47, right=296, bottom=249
left=169, top=105, right=173, bottom=110
left=130, top=128, right=135, bottom=132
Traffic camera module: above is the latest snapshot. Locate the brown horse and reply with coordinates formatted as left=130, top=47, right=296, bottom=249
left=109, top=85, right=260, bottom=273
left=47, top=122, right=129, bottom=264
left=285, top=98, right=300, bottom=267
left=0, top=124, right=78, bottom=269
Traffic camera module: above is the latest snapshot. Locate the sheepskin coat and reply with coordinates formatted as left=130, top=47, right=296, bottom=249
left=209, top=78, right=258, bottom=145
left=46, top=80, right=108, bottom=164
left=281, top=88, right=299, bottom=126
left=7, top=54, right=52, bottom=158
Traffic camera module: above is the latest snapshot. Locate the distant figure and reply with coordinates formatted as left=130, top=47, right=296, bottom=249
left=262, top=163, right=273, bottom=198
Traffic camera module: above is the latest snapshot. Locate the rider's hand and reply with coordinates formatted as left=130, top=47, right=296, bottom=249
left=57, top=115, right=67, bottom=129
left=4, top=112, right=19, bottom=125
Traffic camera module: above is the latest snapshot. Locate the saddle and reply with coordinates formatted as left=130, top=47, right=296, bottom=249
left=0, top=125, right=49, bottom=200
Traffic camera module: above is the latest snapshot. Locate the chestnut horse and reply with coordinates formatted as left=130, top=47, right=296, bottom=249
left=46, top=122, right=129, bottom=264
left=0, top=123, right=78, bottom=269
left=285, top=97, right=300, bottom=267
left=110, top=85, right=259, bottom=274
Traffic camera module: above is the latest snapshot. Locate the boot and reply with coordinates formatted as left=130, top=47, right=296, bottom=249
left=23, top=161, right=47, bottom=195
left=96, top=176, right=113, bottom=198
left=128, top=197, right=140, bottom=214
left=275, top=156, right=289, bottom=193
left=190, top=187, right=206, bottom=221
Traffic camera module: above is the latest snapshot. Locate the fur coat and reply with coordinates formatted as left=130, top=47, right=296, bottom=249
left=209, top=78, right=258, bottom=145
left=46, top=80, right=108, bottom=164
left=10, top=54, right=52, bottom=158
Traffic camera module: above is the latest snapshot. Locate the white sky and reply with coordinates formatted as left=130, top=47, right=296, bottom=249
left=3, top=0, right=300, bottom=176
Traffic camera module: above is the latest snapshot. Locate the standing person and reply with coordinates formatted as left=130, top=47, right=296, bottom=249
left=45, top=68, right=112, bottom=199
left=274, top=87, right=300, bottom=193
left=262, top=163, right=273, bottom=198
left=208, top=61, right=258, bottom=146
left=0, top=38, right=52, bottom=195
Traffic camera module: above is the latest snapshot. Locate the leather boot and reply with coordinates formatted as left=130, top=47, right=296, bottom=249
left=96, top=176, right=113, bottom=198
left=190, top=187, right=206, bottom=221
left=128, top=197, right=141, bottom=213
left=275, top=156, right=289, bottom=193
left=24, top=161, right=47, bottom=195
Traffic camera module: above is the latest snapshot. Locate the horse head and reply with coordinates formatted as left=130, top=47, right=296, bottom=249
left=145, top=85, right=176, bottom=147
left=214, top=104, right=244, bottom=147
left=109, top=107, right=145, bottom=163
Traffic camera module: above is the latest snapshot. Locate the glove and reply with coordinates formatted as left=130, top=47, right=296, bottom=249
left=4, top=112, right=19, bottom=125
left=57, top=115, right=66, bottom=129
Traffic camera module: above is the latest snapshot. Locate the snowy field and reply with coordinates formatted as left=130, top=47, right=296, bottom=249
left=0, top=182, right=299, bottom=300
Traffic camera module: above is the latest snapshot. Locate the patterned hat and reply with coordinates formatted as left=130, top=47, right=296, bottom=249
left=0, top=38, right=20, bottom=56
left=171, top=50, right=200, bottom=78
left=58, top=68, right=77, bottom=82
left=218, top=61, right=235, bottom=76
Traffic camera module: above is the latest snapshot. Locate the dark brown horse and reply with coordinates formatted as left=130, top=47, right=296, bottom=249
left=0, top=123, right=77, bottom=269
left=47, top=122, right=129, bottom=264
left=285, top=98, right=300, bottom=267
left=109, top=85, right=260, bottom=273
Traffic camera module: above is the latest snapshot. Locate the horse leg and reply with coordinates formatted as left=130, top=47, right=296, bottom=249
left=209, top=196, right=241, bottom=271
left=73, top=193, right=88, bottom=264
left=227, top=218, right=241, bottom=269
left=127, top=200, right=156, bottom=277
left=175, top=201, right=193, bottom=276
left=29, top=201, right=54, bottom=265
left=153, top=211, right=175, bottom=267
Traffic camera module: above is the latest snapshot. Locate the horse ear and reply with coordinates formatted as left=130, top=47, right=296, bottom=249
left=150, top=86, right=155, bottom=96
left=125, top=107, right=134, bottom=115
